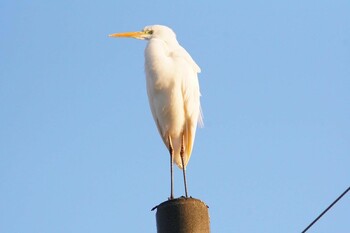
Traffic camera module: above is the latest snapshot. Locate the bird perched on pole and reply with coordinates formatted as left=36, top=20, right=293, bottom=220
left=109, top=25, right=203, bottom=200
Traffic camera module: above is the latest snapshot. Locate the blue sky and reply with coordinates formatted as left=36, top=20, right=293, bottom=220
left=1, top=0, right=349, bottom=232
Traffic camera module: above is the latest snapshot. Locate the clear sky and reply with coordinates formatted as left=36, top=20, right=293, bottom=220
left=1, top=0, right=349, bottom=232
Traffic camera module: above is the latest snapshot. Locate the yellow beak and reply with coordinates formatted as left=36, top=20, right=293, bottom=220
left=109, top=31, right=147, bottom=39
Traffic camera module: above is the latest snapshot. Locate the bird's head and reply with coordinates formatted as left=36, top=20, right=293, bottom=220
left=109, top=25, right=177, bottom=42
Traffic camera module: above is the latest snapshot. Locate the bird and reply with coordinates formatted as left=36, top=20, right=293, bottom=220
left=109, top=25, right=202, bottom=199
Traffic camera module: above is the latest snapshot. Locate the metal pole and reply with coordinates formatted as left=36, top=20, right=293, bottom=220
left=154, top=197, right=210, bottom=233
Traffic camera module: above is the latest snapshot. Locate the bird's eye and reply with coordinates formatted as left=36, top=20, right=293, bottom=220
left=147, top=30, right=153, bottom=35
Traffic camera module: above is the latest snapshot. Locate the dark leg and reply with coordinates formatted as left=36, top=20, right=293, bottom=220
left=180, top=134, right=188, bottom=198
left=168, top=135, right=174, bottom=200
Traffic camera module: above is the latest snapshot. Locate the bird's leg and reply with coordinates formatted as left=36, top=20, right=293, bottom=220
left=180, top=134, right=189, bottom=198
left=168, top=135, right=174, bottom=200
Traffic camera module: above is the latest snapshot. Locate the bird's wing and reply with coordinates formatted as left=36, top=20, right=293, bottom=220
left=176, top=46, right=201, bottom=74
left=172, top=46, right=203, bottom=125
left=183, top=74, right=202, bottom=161
left=173, top=47, right=203, bottom=164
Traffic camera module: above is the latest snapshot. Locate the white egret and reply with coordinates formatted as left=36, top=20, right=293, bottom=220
left=109, top=25, right=202, bottom=199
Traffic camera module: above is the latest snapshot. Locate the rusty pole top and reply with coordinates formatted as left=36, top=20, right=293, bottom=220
left=154, top=197, right=210, bottom=233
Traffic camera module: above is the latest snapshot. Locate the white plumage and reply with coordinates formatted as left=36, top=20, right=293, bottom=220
left=110, top=25, right=202, bottom=199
